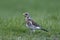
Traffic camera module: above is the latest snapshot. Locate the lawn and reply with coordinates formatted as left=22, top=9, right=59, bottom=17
left=0, top=0, right=60, bottom=40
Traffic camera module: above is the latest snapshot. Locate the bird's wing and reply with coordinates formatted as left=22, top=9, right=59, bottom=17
left=29, top=19, right=40, bottom=27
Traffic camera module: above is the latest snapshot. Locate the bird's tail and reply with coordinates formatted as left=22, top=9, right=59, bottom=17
left=41, top=28, right=48, bottom=32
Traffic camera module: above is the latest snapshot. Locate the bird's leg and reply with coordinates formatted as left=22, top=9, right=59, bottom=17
left=32, top=29, right=35, bottom=32
left=30, top=29, right=33, bottom=35
left=28, top=29, right=35, bottom=35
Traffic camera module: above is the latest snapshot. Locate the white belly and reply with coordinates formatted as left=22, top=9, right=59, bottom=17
left=26, top=24, right=41, bottom=30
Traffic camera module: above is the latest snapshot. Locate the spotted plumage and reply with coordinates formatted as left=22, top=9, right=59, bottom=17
left=23, top=12, right=48, bottom=32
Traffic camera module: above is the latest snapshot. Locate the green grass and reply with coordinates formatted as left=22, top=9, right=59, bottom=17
left=0, top=0, right=60, bottom=40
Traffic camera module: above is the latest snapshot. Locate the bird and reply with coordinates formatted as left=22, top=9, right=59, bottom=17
left=23, top=12, right=48, bottom=32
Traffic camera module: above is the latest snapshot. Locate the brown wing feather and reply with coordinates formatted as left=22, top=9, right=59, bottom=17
left=28, top=19, right=40, bottom=27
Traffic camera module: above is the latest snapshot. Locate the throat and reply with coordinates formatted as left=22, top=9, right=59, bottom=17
left=25, top=16, right=31, bottom=20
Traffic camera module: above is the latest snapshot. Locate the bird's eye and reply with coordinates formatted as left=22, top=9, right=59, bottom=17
left=25, top=14, right=28, bottom=15
left=25, top=14, right=28, bottom=16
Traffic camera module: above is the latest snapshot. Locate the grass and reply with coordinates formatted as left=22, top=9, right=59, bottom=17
left=0, top=0, right=60, bottom=40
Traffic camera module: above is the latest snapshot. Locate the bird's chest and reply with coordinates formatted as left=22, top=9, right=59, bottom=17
left=25, top=17, right=33, bottom=27
left=26, top=20, right=32, bottom=26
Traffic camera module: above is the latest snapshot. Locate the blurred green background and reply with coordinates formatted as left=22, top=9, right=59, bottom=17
left=0, top=0, right=60, bottom=40
left=0, top=0, right=60, bottom=17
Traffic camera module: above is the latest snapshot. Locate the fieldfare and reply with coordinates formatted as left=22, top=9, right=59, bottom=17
left=23, top=12, right=48, bottom=32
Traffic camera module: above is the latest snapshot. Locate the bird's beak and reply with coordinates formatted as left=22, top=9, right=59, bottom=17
left=23, top=13, right=25, bottom=16
left=23, top=13, right=26, bottom=17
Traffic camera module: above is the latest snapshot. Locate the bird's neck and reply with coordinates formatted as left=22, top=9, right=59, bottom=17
left=26, top=16, right=31, bottom=19
left=25, top=16, right=31, bottom=21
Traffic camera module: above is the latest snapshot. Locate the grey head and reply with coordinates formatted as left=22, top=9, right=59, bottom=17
left=23, top=12, right=31, bottom=19
left=23, top=12, right=30, bottom=17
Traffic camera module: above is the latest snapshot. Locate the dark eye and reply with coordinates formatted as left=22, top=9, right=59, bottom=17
left=25, top=14, right=28, bottom=15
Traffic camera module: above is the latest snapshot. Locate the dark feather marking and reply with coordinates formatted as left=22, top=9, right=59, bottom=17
left=41, top=28, right=48, bottom=32
left=28, top=19, right=40, bottom=27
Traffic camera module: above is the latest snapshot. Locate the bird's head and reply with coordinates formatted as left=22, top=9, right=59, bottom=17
left=23, top=12, right=30, bottom=17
